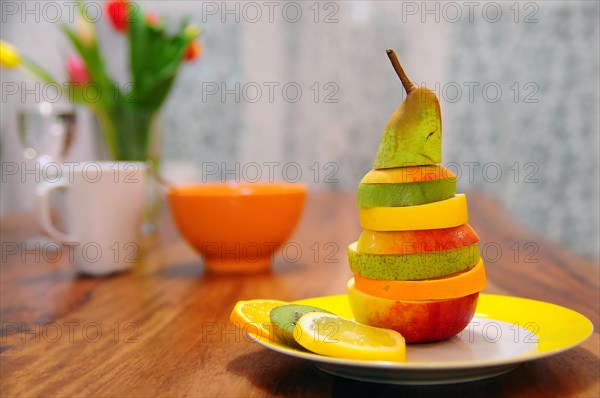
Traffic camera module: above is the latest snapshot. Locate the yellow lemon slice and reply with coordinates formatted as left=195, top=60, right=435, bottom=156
left=293, top=312, right=406, bottom=362
left=359, top=194, right=468, bottom=231
left=230, top=299, right=288, bottom=341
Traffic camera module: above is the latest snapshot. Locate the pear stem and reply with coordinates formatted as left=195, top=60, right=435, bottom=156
left=386, top=49, right=415, bottom=94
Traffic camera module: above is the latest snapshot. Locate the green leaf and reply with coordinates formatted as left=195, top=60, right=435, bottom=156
left=19, top=56, right=58, bottom=85
left=137, top=36, right=191, bottom=108
left=61, top=24, right=117, bottom=107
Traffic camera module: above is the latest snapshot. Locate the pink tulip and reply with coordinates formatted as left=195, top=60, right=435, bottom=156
left=145, top=11, right=161, bottom=27
left=67, top=56, right=90, bottom=84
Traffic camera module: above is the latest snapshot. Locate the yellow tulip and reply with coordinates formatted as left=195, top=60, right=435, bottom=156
left=0, top=41, right=21, bottom=68
left=183, top=24, right=201, bottom=39
left=75, top=17, right=96, bottom=46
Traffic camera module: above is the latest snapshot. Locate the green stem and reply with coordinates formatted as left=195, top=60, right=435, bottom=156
left=20, top=56, right=58, bottom=85
left=386, top=49, right=415, bottom=94
left=95, top=107, right=156, bottom=161
left=94, top=108, right=120, bottom=160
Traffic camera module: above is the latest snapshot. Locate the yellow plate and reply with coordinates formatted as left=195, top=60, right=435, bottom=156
left=247, top=294, right=593, bottom=385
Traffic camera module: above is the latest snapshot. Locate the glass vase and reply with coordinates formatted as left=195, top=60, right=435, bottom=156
left=95, top=107, right=158, bottom=161
left=94, top=107, right=163, bottom=234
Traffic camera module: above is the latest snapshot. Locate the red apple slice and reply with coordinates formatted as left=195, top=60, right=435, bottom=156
left=357, top=224, right=480, bottom=254
left=348, top=278, right=479, bottom=343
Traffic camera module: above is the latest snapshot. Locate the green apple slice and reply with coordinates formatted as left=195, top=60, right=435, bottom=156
left=357, top=178, right=456, bottom=208
left=348, top=242, right=480, bottom=280
left=269, top=304, right=332, bottom=347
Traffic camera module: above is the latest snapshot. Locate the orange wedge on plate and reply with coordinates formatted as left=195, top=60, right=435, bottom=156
left=230, top=299, right=288, bottom=341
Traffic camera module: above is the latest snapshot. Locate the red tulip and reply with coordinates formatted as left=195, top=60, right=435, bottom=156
left=67, top=56, right=90, bottom=84
left=184, top=40, right=202, bottom=62
left=105, top=0, right=129, bottom=32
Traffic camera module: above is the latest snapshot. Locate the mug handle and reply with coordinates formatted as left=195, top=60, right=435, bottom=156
left=36, top=180, right=73, bottom=242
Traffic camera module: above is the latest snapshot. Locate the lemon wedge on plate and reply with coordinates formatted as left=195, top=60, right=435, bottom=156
left=230, top=299, right=288, bottom=341
left=293, top=312, right=406, bottom=362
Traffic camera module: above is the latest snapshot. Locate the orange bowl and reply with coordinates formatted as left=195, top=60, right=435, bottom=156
left=167, top=182, right=307, bottom=272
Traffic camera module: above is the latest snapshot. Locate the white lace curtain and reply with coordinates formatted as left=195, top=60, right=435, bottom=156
left=1, top=1, right=598, bottom=258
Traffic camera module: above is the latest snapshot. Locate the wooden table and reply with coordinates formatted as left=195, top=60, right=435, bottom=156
left=1, top=192, right=598, bottom=397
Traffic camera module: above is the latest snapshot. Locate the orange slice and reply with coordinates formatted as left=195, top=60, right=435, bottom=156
left=230, top=299, right=288, bottom=341
left=353, top=258, right=486, bottom=300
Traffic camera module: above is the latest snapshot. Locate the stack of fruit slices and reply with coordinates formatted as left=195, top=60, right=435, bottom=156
left=347, top=50, right=487, bottom=343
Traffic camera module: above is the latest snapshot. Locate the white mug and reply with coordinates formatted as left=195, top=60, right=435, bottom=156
left=37, top=161, right=147, bottom=275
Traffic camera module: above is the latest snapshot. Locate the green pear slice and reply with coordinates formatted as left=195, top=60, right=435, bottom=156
left=348, top=242, right=480, bottom=281
left=357, top=178, right=456, bottom=208
left=374, top=50, right=442, bottom=168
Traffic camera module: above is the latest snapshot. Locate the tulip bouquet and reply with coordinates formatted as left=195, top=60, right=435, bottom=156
left=1, top=0, right=201, bottom=161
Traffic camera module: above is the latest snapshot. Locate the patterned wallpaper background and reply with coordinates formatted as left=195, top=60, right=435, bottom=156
left=1, top=1, right=598, bottom=259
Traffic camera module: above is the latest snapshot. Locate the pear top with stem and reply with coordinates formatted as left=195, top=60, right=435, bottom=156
left=373, top=49, right=442, bottom=169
